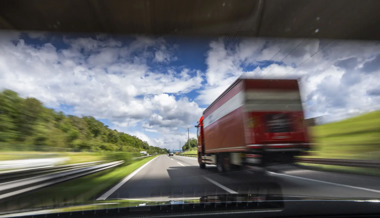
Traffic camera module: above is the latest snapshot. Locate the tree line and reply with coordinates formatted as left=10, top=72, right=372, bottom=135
left=0, top=89, right=167, bottom=154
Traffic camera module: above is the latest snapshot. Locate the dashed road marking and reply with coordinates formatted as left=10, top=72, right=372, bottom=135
left=176, top=155, right=197, bottom=160
left=96, top=157, right=158, bottom=200
left=203, top=176, right=238, bottom=194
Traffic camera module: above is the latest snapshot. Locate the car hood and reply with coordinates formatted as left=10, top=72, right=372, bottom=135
left=2, top=194, right=380, bottom=218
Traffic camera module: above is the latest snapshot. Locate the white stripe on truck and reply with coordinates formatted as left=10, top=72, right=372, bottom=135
left=203, top=90, right=303, bottom=128
left=206, top=146, right=246, bottom=152
left=245, top=90, right=302, bottom=112
left=203, top=91, right=244, bottom=128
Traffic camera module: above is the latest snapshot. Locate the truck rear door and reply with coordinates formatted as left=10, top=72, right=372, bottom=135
left=245, top=89, right=309, bottom=146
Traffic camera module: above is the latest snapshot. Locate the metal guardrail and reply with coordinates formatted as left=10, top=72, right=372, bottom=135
left=0, top=161, right=123, bottom=200
left=0, top=161, right=102, bottom=183
left=298, top=158, right=380, bottom=168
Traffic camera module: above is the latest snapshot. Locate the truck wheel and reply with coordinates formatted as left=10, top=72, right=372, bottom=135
left=217, top=154, right=231, bottom=172
left=223, top=154, right=231, bottom=172
left=217, top=155, right=224, bottom=172
left=198, top=153, right=206, bottom=169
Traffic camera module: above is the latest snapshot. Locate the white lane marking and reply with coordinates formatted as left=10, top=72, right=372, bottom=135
left=203, top=176, right=238, bottom=194
left=96, top=157, right=158, bottom=200
left=269, top=171, right=380, bottom=194
left=177, top=162, right=184, bottom=166
left=177, top=155, right=197, bottom=159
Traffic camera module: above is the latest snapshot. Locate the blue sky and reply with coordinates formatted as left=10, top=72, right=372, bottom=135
left=1, top=31, right=380, bottom=150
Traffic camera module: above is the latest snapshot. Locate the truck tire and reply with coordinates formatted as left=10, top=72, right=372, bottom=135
left=198, top=153, right=206, bottom=169
left=223, top=154, right=231, bottom=172
left=217, top=153, right=231, bottom=172
left=217, top=154, right=224, bottom=172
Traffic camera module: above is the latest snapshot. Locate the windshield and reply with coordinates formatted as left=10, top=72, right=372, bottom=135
left=1, top=1, right=380, bottom=217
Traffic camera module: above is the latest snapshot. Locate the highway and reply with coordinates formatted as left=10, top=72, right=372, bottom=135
left=100, top=155, right=380, bottom=201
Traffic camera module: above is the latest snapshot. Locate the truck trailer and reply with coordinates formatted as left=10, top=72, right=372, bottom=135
left=196, top=78, right=310, bottom=172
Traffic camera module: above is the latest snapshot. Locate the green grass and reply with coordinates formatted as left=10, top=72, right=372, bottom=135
left=0, top=156, right=156, bottom=212
left=308, top=110, right=380, bottom=160
left=0, top=151, right=137, bottom=166
left=59, top=152, right=107, bottom=164
left=181, top=149, right=197, bottom=155
left=0, top=151, right=61, bottom=161
left=299, top=163, right=380, bottom=177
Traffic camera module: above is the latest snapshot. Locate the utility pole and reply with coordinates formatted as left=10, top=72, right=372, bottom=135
left=187, top=128, right=190, bottom=150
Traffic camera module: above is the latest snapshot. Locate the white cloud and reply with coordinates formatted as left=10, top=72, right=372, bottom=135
left=196, top=79, right=235, bottom=105
left=200, top=37, right=380, bottom=122
left=130, top=131, right=152, bottom=145
left=205, top=39, right=242, bottom=87
left=143, top=94, right=203, bottom=131
left=0, top=32, right=204, bottom=148
left=2, top=32, right=380, bottom=150
left=147, top=130, right=198, bottom=151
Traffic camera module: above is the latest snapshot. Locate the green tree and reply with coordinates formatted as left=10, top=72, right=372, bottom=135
left=0, top=89, right=171, bottom=153
left=182, top=138, right=197, bottom=151
left=0, top=90, right=21, bottom=141
left=83, top=116, right=104, bottom=137
left=17, top=97, right=43, bottom=138
left=0, top=114, right=18, bottom=142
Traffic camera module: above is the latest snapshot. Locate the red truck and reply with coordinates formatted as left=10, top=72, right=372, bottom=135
left=196, top=78, right=310, bottom=172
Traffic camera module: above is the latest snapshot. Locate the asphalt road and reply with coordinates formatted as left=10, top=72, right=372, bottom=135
left=104, top=155, right=380, bottom=201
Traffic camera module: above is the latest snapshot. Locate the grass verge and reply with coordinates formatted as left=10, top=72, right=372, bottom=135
left=299, top=163, right=380, bottom=177
left=0, top=151, right=107, bottom=164
left=0, top=151, right=61, bottom=161
left=0, top=151, right=141, bottom=167
left=59, top=152, right=107, bottom=164
left=309, top=110, right=380, bottom=160
left=0, top=155, right=156, bottom=212
left=181, top=149, right=197, bottom=155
